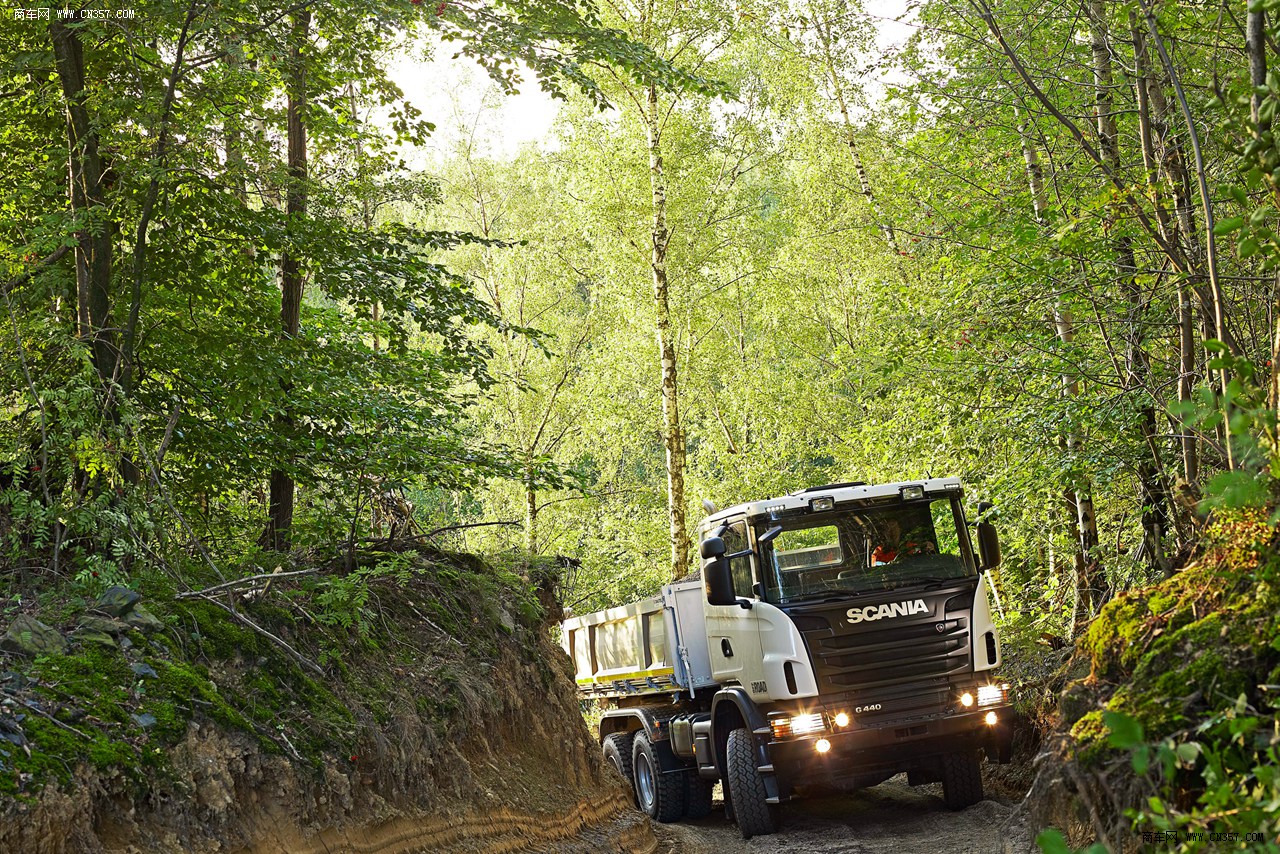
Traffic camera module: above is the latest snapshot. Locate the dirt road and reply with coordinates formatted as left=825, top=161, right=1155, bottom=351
left=649, top=774, right=1034, bottom=854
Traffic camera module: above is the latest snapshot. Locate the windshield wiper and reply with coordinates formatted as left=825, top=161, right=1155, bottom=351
left=779, top=592, right=853, bottom=605
left=895, top=576, right=966, bottom=590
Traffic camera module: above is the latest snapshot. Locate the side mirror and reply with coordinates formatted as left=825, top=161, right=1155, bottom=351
left=758, top=525, right=782, bottom=545
left=975, top=503, right=1001, bottom=570
left=701, top=537, right=736, bottom=606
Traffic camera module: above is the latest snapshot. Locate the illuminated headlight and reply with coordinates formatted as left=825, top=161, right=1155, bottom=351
left=959, top=692, right=974, bottom=708
left=809, top=496, right=835, bottom=512
left=900, top=485, right=925, bottom=500
left=977, top=684, right=1007, bottom=706
left=790, top=712, right=825, bottom=734
left=833, top=712, right=850, bottom=728
left=770, top=712, right=828, bottom=739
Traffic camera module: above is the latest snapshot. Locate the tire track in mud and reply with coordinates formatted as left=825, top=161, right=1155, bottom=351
left=648, top=774, right=1032, bottom=854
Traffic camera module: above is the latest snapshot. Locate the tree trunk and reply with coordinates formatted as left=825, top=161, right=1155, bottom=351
left=645, top=83, right=691, bottom=581
left=525, top=480, right=539, bottom=555
left=810, top=1, right=901, bottom=257
left=51, top=21, right=117, bottom=397
left=266, top=10, right=310, bottom=552
left=1017, top=113, right=1101, bottom=622
left=1248, top=9, right=1280, bottom=427
left=1132, top=18, right=1196, bottom=540
left=1088, top=0, right=1168, bottom=578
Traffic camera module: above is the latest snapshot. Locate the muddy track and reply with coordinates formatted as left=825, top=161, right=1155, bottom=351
left=648, top=773, right=1034, bottom=854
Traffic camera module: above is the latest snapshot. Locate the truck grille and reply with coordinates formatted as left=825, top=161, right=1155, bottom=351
left=789, top=584, right=975, bottom=723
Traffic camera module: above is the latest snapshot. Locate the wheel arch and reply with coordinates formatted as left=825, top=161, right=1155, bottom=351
left=710, top=687, right=768, bottom=779
left=599, top=706, right=667, bottom=743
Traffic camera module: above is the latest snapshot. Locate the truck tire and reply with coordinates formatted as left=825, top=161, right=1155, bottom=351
left=941, top=750, right=983, bottom=810
left=603, top=732, right=636, bottom=804
left=632, top=732, right=686, bottom=822
left=725, top=728, right=779, bottom=839
left=685, top=773, right=715, bottom=819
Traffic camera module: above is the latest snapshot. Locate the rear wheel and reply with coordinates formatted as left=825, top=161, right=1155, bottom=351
left=632, top=732, right=686, bottom=822
left=940, top=750, right=984, bottom=810
left=725, top=728, right=779, bottom=839
left=602, top=732, right=636, bottom=804
left=684, top=773, right=715, bottom=819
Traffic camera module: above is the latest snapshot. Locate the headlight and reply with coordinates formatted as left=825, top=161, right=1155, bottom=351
left=790, top=712, right=825, bottom=734
left=770, top=712, right=826, bottom=739
left=833, top=711, right=850, bottom=728
left=977, top=684, right=1007, bottom=706
left=960, top=692, right=974, bottom=708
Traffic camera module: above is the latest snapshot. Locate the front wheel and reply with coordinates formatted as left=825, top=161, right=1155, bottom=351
left=940, top=750, right=984, bottom=810
left=632, top=731, right=686, bottom=822
left=725, top=728, right=779, bottom=839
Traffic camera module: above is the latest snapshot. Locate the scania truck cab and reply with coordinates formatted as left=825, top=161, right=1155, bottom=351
left=561, top=478, right=1013, bottom=838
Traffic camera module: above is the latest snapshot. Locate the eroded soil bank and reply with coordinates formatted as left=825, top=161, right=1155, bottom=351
left=0, top=553, right=655, bottom=853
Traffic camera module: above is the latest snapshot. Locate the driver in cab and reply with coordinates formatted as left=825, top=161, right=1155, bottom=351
left=870, top=519, right=937, bottom=565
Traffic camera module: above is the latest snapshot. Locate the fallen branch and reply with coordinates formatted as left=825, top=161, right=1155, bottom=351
left=403, top=601, right=463, bottom=647
left=188, top=592, right=325, bottom=677
left=24, top=700, right=90, bottom=741
left=174, top=567, right=323, bottom=600
left=361, top=520, right=519, bottom=546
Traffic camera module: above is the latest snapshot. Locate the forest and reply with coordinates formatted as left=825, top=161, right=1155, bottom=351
left=2, top=0, right=1280, bottom=851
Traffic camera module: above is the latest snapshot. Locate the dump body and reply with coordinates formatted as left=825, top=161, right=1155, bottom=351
left=562, top=578, right=715, bottom=699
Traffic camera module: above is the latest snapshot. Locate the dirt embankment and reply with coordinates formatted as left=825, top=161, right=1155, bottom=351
left=0, top=553, right=655, bottom=854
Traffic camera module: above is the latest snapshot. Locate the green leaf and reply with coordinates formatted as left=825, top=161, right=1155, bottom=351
left=1103, top=710, right=1144, bottom=749
left=1175, top=742, right=1201, bottom=766
left=1035, top=828, right=1071, bottom=854
left=1214, top=216, right=1245, bottom=235
left=1132, top=745, right=1150, bottom=775
left=1201, top=471, right=1270, bottom=510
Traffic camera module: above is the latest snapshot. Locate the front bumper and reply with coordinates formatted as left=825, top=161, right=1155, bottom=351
left=762, top=705, right=1014, bottom=789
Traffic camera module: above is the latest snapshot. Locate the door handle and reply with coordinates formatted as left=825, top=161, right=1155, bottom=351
left=721, top=639, right=734, bottom=658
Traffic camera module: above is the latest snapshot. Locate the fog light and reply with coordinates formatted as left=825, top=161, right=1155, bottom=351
left=834, top=712, right=850, bottom=728
left=960, top=692, right=974, bottom=708
left=985, top=711, right=998, bottom=726
left=815, top=738, right=831, bottom=754
left=810, top=496, right=835, bottom=512
left=900, top=485, right=925, bottom=500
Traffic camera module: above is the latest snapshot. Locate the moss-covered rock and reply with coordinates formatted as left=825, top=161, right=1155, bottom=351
left=2, top=615, right=67, bottom=657
left=1064, top=510, right=1280, bottom=765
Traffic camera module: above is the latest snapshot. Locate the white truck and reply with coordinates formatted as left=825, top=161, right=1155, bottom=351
left=561, top=478, right=1012, bottom=838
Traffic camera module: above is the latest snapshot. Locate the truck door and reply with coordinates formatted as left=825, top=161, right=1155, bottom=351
left=704, top=520, right=768, bottom=698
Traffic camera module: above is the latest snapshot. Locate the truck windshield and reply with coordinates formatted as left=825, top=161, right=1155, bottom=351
left=757, top=499, right=973, bottom=603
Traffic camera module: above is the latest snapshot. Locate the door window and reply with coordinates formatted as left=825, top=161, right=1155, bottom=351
left=723, top=521, right=755, bottom=598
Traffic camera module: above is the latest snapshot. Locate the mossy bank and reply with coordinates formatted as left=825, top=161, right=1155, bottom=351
left=0, top=551, right=652, bottom=853
left=1018, top=511, right=1280, bottom=852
